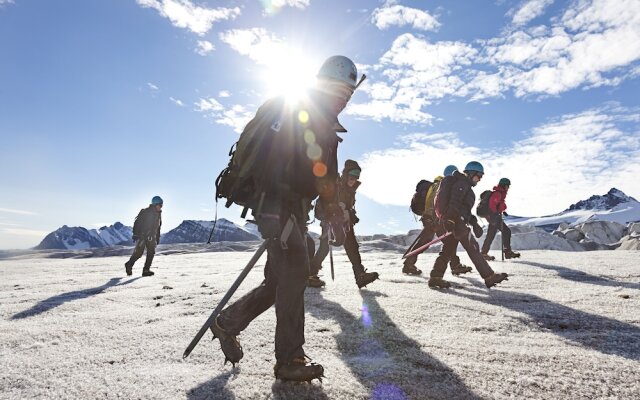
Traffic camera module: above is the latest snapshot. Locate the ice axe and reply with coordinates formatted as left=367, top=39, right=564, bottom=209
left=183, top=239, right=270, bottom=359
left=402, top=232, right=452, bottom=259
left=402, top=229, right=426, bottom=258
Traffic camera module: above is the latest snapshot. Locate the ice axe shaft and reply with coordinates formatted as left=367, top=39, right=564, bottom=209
left=402, top=232, right=452, bottom=259
left=183, top=239, right=270, bottom=359
left=402, top=229, right=426, bottom=258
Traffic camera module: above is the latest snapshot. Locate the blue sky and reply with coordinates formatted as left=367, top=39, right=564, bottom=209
left=1, top=0, right=639, bottom=249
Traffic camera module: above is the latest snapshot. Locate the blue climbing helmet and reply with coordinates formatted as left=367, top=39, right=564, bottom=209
left=151, top=195, right=163, bottom=205
left=443, top=165, right=458, bottom=177
left=463, top=161, right=484, bottom=175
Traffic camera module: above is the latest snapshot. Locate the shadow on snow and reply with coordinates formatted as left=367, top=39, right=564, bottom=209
left=306, top=289, right=482, bottom=400
left=449, top=285, right=640, bottom=362
left=512, top=260, right=640, bottom=290
left=11, top=277, right=141, bottom=320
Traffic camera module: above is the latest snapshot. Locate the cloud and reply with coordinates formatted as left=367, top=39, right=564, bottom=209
left=194, top=98, right=253, bottom=133
left=147, top=82, right=159, bottom=91
left=353, top=0, right=640, bottom=123
left=219, top=28, right=285, bottom=65
left=509, top=0, right=554, bottom=26
left=214, top=104, right=254, bottom=133
left=270, top=0, right=310, bottom=9
left=0, top=0, right=15, bottom=7
left=371, top=4, right=440, bottom=31
left=2, top=228, right=49, bottom=237
left=195, top=40, right=214, bottom=55
left=195, top=97, right=223, bottom=112
left=137, top=0, right=240, bottom=35
left=358, top=104, right=640, bottom=216
left=218, top=90, right=231, bottom=98
left=169, top=96, right=185, bottom=106
left=347, top=33, right=475, bottom=123
left=0, top=207, right=38, bottom=216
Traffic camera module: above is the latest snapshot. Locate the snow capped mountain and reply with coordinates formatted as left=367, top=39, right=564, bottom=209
left=508, top=188, right=640, bottom=231
left=566, top=188, right=637, bottom=211
left=160, top=219, right=259, bottom=244
left=35, top=222, right=132, bottom=250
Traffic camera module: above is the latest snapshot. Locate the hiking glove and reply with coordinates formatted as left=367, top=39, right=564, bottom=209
left=349, top=209, right=359, bottom=224
left=471, top=221, right=483, bottom=238
left=502, top=211, right=509, bottom=217
left=257, top=214, right=281, bottom=239
left=132, top=235, right=138, bottom=242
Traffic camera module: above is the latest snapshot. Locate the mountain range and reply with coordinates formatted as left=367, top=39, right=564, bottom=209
left=508, top=188, right=640, bottom=231
left=34, top=188, right=640, bottom=250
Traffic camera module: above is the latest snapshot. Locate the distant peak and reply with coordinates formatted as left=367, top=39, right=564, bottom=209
left=567, top=188, right=637, bottom=212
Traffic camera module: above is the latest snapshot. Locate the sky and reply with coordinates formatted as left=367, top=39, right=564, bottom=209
left=1, top=0, right=639, bottom=249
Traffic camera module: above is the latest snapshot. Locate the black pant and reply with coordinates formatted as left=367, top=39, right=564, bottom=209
left=481, top=214, right=512, bottom=253
left=432, top=226, right=494, bottom=279
left=310, top=222, right=364, bottom=279
left=404, top=217, right=461, bottom=269
left=126, top=238, right=157, bottom=270
left=218, top=220, right=309, bottom=363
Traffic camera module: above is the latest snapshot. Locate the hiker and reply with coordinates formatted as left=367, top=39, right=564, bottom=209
left=307, top=160, right=379, bottom=289
left=429, top=161, right=509, bottom=289
left=402, top=165, right=472, bottom=276
left=125, top=196, right=162, bottom=277
left=210, top=56, right=363, bottom=382
left=480, top=178, right=521, bottom=260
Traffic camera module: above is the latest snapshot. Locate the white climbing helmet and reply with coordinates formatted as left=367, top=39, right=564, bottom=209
left=317, top=55, right=358, bottom=89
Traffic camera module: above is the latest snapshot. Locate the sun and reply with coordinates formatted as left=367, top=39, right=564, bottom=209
left=262, top=48, right=320, bottom=103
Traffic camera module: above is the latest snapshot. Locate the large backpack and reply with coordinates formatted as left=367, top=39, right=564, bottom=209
left=434, top=175, right=454, bottom=219
left=132, top=208, right=147, bottom=236
left=476, top=190, right=493, bottom=218
left=215, top=98, right=288, bottom=218
left=410, top=179, right=432, bottom=215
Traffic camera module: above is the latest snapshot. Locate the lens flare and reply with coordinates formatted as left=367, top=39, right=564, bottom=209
left=303, top=129, right=315, bottom=144
left=361, top=302, right=372, bottom=328
left=298, top=110, right=309, bottom=124
left=306, top=143, right=322, bottom=160
left=372, top=383, right=407, bottom=400
left=313, top=162, right=327, bottom=177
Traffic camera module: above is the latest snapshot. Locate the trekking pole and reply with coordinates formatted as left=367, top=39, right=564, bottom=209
left=403, top=232, right=452, bottom=259
left=402, top=229, right=425, bottom=258
left=205, top=206, right=219, bottom=244
left=501, top=213, right=505, bottom=261
left=183, top=239, right=270, bottom=359
left=328, top=225, right=335, bottom=281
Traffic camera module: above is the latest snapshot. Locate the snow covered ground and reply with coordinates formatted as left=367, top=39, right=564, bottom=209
left=1, top=248, right=639, bottom=399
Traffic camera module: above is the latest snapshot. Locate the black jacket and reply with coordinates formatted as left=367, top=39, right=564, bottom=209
left=441, top=170, right=475, bottom=222
left=133, top=206, right=162, bottom=241
left=256, top=89, right=342, bottom=219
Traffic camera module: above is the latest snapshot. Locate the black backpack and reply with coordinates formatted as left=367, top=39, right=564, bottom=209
left=476, top=190, right=493, bottom=218
left=215, top=98, right=287, bottom=218
left=132, top=208, right=148, bottom=236
left=410, top=180, right=432, bottom=215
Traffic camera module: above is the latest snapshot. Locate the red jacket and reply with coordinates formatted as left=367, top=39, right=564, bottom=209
left=489, top=185, right=508, bottom=214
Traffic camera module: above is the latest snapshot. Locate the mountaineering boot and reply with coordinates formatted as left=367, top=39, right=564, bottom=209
left=211, top=317, right=243, bottom=366
left=428, top=277, right=452, bottom=289
left=307, top=275, right=326, bottom=288
left=402, top=264, right=422, bottom=275
left=481, top=252, right=496, bottom=261
left=355, top=270, right=379, bottom=289
left=274, top=357, right=324, bottom=382
left=141, top=269, right=154, bottom=277
left=125, top=262, right=132, bottom=276
left=484, top=272, right=509, bottom=288
left=450, top=264, right=472, bottom=276
left=504, top=250, right=521, bottom=259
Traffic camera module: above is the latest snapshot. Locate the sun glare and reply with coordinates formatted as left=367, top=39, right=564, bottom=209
left=263, top=49, right=319, bottom=103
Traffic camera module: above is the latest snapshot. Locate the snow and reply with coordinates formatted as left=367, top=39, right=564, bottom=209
left=508, top=201, right=640, bottom=229
left=1, top=247, right=639, bottom=399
